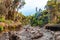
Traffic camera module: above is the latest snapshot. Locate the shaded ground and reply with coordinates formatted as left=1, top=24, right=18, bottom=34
left=45, top=24, right=60, bottom=31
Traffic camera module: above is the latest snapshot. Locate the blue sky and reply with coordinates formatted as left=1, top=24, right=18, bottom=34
left=18, top=0, right=48, bottom=16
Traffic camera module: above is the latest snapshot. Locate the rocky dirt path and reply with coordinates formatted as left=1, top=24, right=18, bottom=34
left=0, top=25, right=58, bottom=40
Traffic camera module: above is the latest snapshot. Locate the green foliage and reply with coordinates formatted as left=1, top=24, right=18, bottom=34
left=30, top=10, right=49, bottom=27
left=0, top=26, right=3, bottom=32
left=46, top=0, right=60, bottom=24
left=13, top=12, right=30, bottom=25
left=0, top=16, right=5, bottom=22
left=58, top=16, right=60, bottom=19
left=38, top=20, right=43, bottom=26
left=0, top=0, right=26, bottom=32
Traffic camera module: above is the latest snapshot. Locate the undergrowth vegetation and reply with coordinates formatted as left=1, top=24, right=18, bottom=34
left=29, top=10, right=49, bottom=27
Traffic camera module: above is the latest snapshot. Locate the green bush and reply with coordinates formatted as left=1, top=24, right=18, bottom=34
left=38, top=20, right=43, bottom=25
left=0, top=26, right=4, bottom=32
left=0, top=17, right=5, bottom=22
left=30, top=10, right=49, bottom=27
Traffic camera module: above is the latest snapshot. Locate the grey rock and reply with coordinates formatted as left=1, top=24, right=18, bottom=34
left=0, top=25, right=55, bottom=40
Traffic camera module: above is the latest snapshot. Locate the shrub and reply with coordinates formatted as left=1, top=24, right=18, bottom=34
left=0, top=26, right=3, bottom=32
left=30, top=10, right=48, bottom=27
left=0, top=17, right=5, bottom=22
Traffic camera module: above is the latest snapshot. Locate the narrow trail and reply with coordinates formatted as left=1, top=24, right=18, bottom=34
left=0, top=25, right=60, bottom=40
